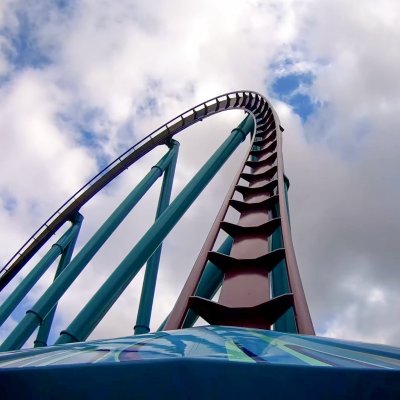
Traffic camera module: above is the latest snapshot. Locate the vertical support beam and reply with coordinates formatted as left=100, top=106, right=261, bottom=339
left=0, top=217, right=82, bottom=327
left=0, top=147, right=177, bottom=351
left=134, top=140, right=180, bottom=335
left=274, top=121, right=315, bottom=335
left=34, top=214, right=83, bottom=347
left=55, top=117, right=252, bottom=344
left=270, top=177, right=297, bottom=333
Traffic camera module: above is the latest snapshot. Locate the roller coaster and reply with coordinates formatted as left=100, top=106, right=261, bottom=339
left=0, top=91, right=399, bottom=398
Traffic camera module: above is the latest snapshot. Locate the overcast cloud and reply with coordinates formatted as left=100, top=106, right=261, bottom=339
left=0, top=0, right=399, bottom=347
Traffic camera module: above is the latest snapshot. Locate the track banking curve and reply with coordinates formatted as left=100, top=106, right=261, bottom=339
left=0, top=90, right=261, bottom=287
left=0, top=90, right=313, bottom=334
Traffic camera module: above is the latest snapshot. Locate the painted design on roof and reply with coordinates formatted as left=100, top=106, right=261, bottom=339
left=0, top=326, right=399, bottom=369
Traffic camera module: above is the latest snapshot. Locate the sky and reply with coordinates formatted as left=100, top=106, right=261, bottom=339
left=0, top=0, right=400, bottom=348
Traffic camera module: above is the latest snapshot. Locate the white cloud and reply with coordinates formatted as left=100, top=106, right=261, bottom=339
left=1, top=0, right=400, bottom=348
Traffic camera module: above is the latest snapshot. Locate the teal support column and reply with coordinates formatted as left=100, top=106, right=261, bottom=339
left=157, top=236, right=233, bottom=332
left=56, top=115, right=253, bottom=344
left=0, top=146, right=178, bottom=351
left=134, top=141, right=180, bottom=335
left=283, top=175, right=291, bottom=224
left=34, top=214, right=83, bottom=347
left=182, top=235, right=233, bottom=328
left=0, top=217, right=82, bottom=327
left=271, top=175, right=297, bottom=333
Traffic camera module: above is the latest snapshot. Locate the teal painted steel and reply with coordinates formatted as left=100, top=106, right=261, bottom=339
left=0, top=147, right=178, bottom=351
left=0, top=92, right=262, bottom=293
left=0, top=216, right=83, bottom=328
left=182, top=236, right=233, bottom=328
left=134, top=140, right=180, bottom=335
left=55, top=115, right=254, bottom=344
left=155, top=235, right=232, bottom=332
left=271, top=177, right=297, bottom=333
left=34, top=214, right=83, bottom=347
left=283, top=174, right=291, bottom=224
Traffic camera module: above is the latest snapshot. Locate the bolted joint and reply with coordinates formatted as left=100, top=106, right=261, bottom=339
left=59, top=330, right=80, bottom=343
left=69, top=212, right=84, bottom=225
left=152, top=141, right=180, bottom=173
left=33, top=339, right=47, bottom=347
left=51, top=243, right=64, bottom=253
left=231, top=115, right=255, bottom=141
left=51, top=215, right=84, bottom=253
left=231, top=127, right=247, bottom=142
left=26, top=309, right=44, bottom=324
left=151, top=165, right=164, bottom=175
left=166, top=138, right=180, bottom=149
left=134, top=324, right=150, bottom=334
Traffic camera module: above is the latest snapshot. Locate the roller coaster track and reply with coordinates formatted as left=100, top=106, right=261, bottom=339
left=0, top=90, right=314, bottom=335
left=1, top=91, right=399, bottom=400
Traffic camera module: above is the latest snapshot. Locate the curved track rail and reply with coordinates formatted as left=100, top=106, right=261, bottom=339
left=0, top=90, right=313, bottom=334
left=0, top=91, right=257, bottom=288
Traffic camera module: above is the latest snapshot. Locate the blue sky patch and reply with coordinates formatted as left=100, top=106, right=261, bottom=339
left=57, top=108, right=112, bottom=170
left=54, top=0, right=72, bottom=10
left=137, top=96, right=158, bottom=117
left=2, top=10, right=50, bottom=70
left=288, top=93, right=316, bottom=121
left=272, top=73, right=314, bottom=96
left=79, top=129, right=111, bottom=170
left=0, top=191, right=18, bottom=215
left=271, top=72, right=317, bottom=121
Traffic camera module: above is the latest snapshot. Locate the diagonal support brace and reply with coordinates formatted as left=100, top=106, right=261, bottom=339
left=0, top=145, right=179, bottom=351
left=56, top=115, right=254, bottom=344
left=34, top=213, right=83, bottom=347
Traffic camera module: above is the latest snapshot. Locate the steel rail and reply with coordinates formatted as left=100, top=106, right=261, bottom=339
left=0, top=91, right=267, bottom=290
left=272, top=110, right=315, bottom=335
left=0, top=90, right=314, bottom=336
